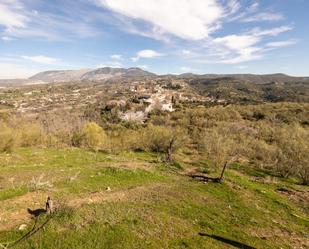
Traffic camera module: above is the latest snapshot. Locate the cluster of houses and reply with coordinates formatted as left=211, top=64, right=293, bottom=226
left=0, top=78, right=220, bottom=121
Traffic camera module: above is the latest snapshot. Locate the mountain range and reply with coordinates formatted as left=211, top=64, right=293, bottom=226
left=0, top=67, right=308, bottom=86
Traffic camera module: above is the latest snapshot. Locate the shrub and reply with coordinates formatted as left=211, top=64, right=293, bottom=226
left=18, top=122, right=44, bottom=147
left=200, top=128, right=235, bottom=169
left=274, top=124, right=309, bottom=184
left=78, top=122, right=106, bottom=151
left=0, top=122, right=17, bottom=153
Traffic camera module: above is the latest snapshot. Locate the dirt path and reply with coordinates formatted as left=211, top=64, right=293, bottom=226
left=0, top=183, right=166, bottom=231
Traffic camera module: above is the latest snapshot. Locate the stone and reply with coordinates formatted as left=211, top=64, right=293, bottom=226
left=19, top=224, right=27, bottom=231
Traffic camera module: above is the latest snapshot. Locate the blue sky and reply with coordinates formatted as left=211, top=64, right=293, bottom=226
left=0, top=0, right=308, bottom=78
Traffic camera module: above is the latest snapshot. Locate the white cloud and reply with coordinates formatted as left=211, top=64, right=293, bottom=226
left=227, top=0, right=241, bottom=14
left=249, top=26, right=293, bottom=37
left=247, top=2, right=259, bottom=12
left=0, top=1, right=28, bottom=29
left=210, top=35, right=261, bottom=63
left=214, top=35, right=259, bottom=51
left=96, top=61, right=123, bottom=68
left=0, top=0, right=101, bottom=41
left=137, top=65, right=148, bottom=70
left=229, top=2, right=284, bottom=24
left=217, top=48, right=263, bottom=64
left=21, top=55, right=60, bottom=64
left=235, top=65, right=248, bottom=70
left=182, top=50, right=191, bottom=55
left=94, top=0, right=295, bottom=66
left=266, top=40, right=298, bottom=48
left=0, top=0, right=297, bottom=70
left=110, top=54, right=122, bottom=60
left=131, top=49, right=163, bottom=62
left=180, top=66, right=199, bottom=73
left=96, top=0, right=226, bottom=40
left=199, top=25, right=294, bottom=64
left=1, top=36, right=14, bottom=41
left=242, top=12, right=284, bottom=22
left=137, top=49, right=163, bottom=58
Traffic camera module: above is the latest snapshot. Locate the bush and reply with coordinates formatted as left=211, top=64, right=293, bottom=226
left=274, top=124, right=309, bottom=184
left=0, top=122, right=17, bottom=153
left=18, top=122, right=44, bottom=147
left=78, top=122, right=106, bottom=151
left=200, top=128, right=235, bottom=169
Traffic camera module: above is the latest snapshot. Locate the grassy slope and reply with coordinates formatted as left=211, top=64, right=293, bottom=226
left=0, top=148, right=308, bottom=249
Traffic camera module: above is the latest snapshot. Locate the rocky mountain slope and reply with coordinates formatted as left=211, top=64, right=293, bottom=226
left=80, top=67, right=156, bottom=81
left=29, top=68, right=93, bottom=82
left=29, top=67, right=156, bottom=83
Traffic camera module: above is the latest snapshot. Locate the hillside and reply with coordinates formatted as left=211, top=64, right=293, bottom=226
left=29, top=68, right=93, bottom=82
left=0, top=70, right=308, bottom=249
left=188, top=77, right=309, bottom=103
left=29, top=67, right=155, bottom=83
left=0, top=148, right=308, bottom=249
left=179, top=73, right=309, bottom=84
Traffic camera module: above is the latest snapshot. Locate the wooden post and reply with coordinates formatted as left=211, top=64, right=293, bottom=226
left=166, top=137, right=175, bottom=163
left=219, top=161, right=228, bottom=182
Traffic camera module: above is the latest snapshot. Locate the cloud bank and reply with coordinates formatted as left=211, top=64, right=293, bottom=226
left=95, top=0, right=297, bottom=64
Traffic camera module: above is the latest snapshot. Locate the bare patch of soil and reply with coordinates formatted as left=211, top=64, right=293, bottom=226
left=276, top=187, right=309, bottom=212
left=0, top=183, right=165, bottom=231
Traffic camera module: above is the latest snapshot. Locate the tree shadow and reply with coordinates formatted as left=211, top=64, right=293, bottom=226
left=187, top=173, right=221, bottom=183
left=199, top=233, right=256, bottom=249
left=27, top=208, right=46, bottom=217
left=8, top=213, right=52, bottom=248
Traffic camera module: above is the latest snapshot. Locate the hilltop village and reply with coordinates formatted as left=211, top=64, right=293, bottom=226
left=0, top=78, right=218, bottom=122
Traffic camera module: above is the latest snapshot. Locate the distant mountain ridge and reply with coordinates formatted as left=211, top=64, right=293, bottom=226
left=29, top=67, right=156, bottom=82
left=80, top=67, right=156, bottom=81
left=177, top=73, right=309, bottom=84
left=29, top=68, right=93, bottom=82
left=0, top=67, right=308, bottom=86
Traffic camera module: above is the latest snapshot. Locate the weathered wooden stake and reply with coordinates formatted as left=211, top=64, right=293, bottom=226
left=45, top=196, right=53, bottom=214
left=166, top=137, right=175, bottom=163
left=219, top=161, right=228, bottom=182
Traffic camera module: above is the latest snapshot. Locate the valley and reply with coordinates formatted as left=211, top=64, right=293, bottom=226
left=0, top=68, right=308, bottom=249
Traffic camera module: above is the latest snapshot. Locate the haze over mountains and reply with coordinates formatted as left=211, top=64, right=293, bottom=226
left=0, top=67, right=308, bottom=87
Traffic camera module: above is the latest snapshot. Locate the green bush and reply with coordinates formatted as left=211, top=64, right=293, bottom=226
left=274, top=124, right=309, bottom=184
left=79, top=122, right=106, bottom=151
left=18, top=122, right=44, bottom=147
left=0, top=122, right=16, bottom=153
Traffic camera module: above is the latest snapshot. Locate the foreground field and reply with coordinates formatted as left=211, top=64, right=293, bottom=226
left=0, top=148, right=308, bottom=249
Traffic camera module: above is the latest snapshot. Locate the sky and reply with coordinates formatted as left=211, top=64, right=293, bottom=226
left=0, top=0, right=308, bottom=79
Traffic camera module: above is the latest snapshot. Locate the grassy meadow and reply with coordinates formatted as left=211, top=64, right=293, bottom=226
left=0, top=148, right=308, bottom=249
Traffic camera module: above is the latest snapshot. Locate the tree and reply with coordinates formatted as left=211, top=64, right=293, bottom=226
left=164, top=128, right=188, bottom=163
left=142, top=125, right=188, bottom=163
left=200, top=128, right=240, bottom=181
left=275, top=125, right=309, bottom=185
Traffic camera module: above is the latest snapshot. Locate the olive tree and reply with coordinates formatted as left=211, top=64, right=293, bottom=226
left=275, top=125, right=309, bottom=185
left=142, top=125, right=188, bottom=163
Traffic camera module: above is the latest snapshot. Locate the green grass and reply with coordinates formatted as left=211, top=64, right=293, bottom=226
left=0, top=148, right=308, bottom=249
left=0, top=187, right=28, bottom=201
left=56, top=167, right=166, bottom=194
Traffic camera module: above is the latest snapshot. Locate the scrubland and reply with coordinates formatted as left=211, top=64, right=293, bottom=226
left=0, top=101, right=308, bottom=248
